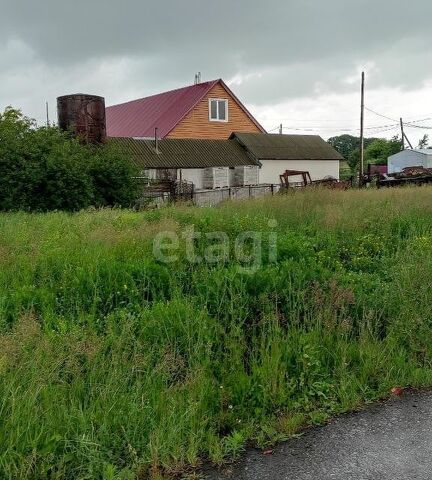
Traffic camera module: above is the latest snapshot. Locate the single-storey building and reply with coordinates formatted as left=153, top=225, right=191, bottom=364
left=231, top=132, right=343, bottom=184
left=109, top=137, right=260, bottom=190
left=110, top=133, right=343, bottom=190
left=104, top=79, right=342, bottom=186
left=388, top=149, right=432, bottom=173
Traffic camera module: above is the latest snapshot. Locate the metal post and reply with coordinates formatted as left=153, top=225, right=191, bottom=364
left=154, top=128, right=159, bottom=153
left=400, top=118, right=405, bottom=150
left=400, top=118, right=413, bottom=149
left=46, top=101, right=50, bottom=126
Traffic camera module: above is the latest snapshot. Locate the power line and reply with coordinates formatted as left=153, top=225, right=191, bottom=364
left=404, top=117, right=432, bottom=124
left=268, top=125, right=281, bottom=133
left=403, top=121, right=432, bottom=130
left=267, top=106, right=432, bottom=136
left=280, top=123, right=400, bottom=133
left=364, top=107, right=398, bottom=122
left=365, top=106, right=432, bottom=130
left=268, top=111, right=401, bottom=132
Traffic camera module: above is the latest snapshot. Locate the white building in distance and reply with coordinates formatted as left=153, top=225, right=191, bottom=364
left=231, top=132, right=342, bottom=184
left=388, top=149, right=432, bottom=173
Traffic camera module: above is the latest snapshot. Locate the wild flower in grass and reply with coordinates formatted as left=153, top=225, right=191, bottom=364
left=414, top=235, right=432, bottom=249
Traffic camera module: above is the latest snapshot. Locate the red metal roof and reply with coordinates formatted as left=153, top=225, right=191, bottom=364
left=106, top=80, right=218, bottom=138
left=106, top=79, right=265, bottom=138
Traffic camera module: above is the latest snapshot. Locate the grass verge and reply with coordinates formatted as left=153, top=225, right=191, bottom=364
left=1, top=187, right=432, bottom=478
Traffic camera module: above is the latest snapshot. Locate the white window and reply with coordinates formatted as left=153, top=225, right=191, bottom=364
left=209, top=99, right=228, bottom=122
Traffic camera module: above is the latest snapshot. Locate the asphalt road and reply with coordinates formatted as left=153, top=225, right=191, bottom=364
left=205, top=391, right=432, bottom=480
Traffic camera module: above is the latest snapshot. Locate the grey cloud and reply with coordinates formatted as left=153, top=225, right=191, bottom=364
left=1, top=0, right=432, bottom=124
left=2, top=1, right=429, bottom=62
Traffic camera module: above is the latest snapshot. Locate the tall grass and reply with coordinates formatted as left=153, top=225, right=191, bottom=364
left=1, top=187, right=432, bottom=478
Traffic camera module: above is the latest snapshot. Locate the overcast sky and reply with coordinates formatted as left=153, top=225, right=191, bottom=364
left=1, top=0, right=432, bottom=142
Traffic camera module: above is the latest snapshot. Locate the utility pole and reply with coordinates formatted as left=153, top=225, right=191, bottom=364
left=400, top=118, right=413, bottom=149
left=279, top=123, right=283, bottom=135
left=359, top=71, right=365, bottom=187
left=400, top=118, right=405, bottom=150
left=46, top=101, right=50, bottom=127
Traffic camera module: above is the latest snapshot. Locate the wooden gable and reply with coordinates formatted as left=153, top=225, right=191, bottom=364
left=167, top=81, right=264, bottom=139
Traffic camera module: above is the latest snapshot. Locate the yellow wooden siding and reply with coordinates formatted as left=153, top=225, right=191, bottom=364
left=167, top=83, right=262, bottom=139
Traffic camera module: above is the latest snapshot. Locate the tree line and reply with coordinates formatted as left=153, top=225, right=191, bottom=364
left=0, top=107, right=139, bottom=211
left=328, top=133, right=430, bottom=173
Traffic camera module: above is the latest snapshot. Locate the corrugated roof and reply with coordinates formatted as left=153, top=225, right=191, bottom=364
left=106, top=79, right=265, bottom=139
left=231, top=133, right=344, bottom=161
left=109, top=137, right=258, bottom=169
left=406, top=149, right=432, bottom=155
left=106, top=80, right=219, bottom=138
left=388, top=149, right=432, bottom=158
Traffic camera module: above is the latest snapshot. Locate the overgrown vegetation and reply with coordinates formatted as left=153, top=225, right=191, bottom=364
left=0, top=107, right=139, bottom=211
left=1, top=187, right=432, bottom=478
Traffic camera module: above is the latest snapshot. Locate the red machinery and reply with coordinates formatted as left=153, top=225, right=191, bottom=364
left=279, top=170, right=351, bottom=190
left=279, top=170, right=312, bottom=188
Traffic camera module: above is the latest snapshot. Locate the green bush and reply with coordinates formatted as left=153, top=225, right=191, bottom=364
left=0, top=107, right=139, bottom=211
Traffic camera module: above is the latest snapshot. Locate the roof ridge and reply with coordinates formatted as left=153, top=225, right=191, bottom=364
left=233, top=132, right=321, bottom=138
left=162, top=80, right=219, bottom=136
left=107, top=79, right=220, bottom=108
left=219, top=81, right=266, bottom=133
left=105, top=78, right=266, bottom=139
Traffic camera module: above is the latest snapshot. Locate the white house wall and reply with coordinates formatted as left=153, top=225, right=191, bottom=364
left=140, top=168, right=157, bottom=179
left=177, top=167, right=254, bottom=189
left=177, top=168, right=205, bottom=189
left=259, top=160, right=340, bottom=184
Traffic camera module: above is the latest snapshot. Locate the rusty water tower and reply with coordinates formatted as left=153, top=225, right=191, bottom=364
left=57, top=94, right=106, bottom=144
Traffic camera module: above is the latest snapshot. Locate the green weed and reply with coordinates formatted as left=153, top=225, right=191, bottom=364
left=1, top=187, right=432, bottom=478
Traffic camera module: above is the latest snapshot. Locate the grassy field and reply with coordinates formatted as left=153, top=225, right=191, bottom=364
left=1, top=187, right=432, bottom=479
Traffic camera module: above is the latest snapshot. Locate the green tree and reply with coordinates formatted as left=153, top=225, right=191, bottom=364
left=347, top=149, right=360, bottom=172
left=418, top=134, right=429, bottom=149
left=327, top=134, right=360, bottom=160
left=0, top=107, right=139, bottom=212
left=364, top=136, right=401, bottom=165
left=328, top=134, right=380, bottom=173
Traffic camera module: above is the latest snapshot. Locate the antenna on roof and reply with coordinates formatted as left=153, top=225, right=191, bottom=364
left=194, top=72, right=202, bottom=84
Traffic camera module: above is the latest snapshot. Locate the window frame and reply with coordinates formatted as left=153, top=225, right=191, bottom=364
left=208, top=98, right=229, bottom=123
